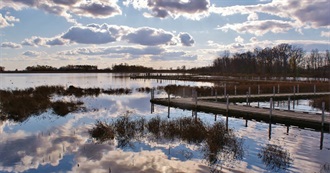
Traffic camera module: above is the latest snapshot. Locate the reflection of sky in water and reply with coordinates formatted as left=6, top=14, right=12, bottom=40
left=0, top=74, right=329, bottom=172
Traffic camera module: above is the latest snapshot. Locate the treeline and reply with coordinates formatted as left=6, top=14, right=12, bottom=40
left=25, top=65, right=98, bottom=72
left=206, top=44, right=329, bottom=78
left=19, top=64, right=152, bottom=72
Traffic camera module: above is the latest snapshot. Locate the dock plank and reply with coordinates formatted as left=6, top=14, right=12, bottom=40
left=151, top=93, right=330, bottom=131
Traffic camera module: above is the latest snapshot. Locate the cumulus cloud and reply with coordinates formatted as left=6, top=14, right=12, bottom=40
left=0, top=0, right=121, bottom=22
left=59, top=46, right=165, bottom=56
left=0, top=13, right=20, bottom=28
left=321, top=31, right=330, bottom=38
left=235, top=36, right=244, bottom=43
left=122, top=27, right=175, bottom=46
left=73, top=1, right=121, bottom=18
left=19, top=24, right=194, bottom=47
left=151, top=51, right=197, bottom=61
left=218, top=20, right=295, bottom=36
left=1, top=42, right=22, bottom=49
left=62, top=25, right=117, bottom=44
left=212, top=0, right=329, bottom=30
left=125, top=0, right=210, bottom=20
left=179, top=32, right=195, bottom=46
left=22, top=50, right=41, bottom=57
left=22, top=36, right=68, bottom=47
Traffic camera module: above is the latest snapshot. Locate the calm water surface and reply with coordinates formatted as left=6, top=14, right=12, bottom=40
left=0, top=73, right=329, bottom=173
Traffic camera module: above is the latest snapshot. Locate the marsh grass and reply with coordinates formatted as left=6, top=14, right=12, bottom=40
left=0, top=85, right=158, bottom=122
left=88, top=120, right=115, bottom=143
left=51, top=101, right=84, bottom=116
left=89, top=115, right=244, bottom=168
left=258, top=144, right=292, bottom=171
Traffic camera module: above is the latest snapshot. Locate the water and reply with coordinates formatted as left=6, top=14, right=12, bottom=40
left=0, top=73, right=329, bottom=173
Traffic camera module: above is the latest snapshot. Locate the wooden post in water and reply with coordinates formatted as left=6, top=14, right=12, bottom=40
left=258, top=85, right=260, bottom=95
left=183, top=87, right=185, bottom=98
left=211, top=87, right=213, bottom=96
left=215, top=90, right=218, bottom=102
left=273, top=86, right=275, bottom=96
left=288, top=96, right=290, bottom=110
left=297, top=84, right=299, bottom=93
left=322, top=102, right=325, bottom=129
left=224, top=83, right=227, bottom=96
left=168, top=92, right=170, bottom=118
left=246, top=92, right=249, bottom=106
left=269, top=98, right=273, bottom=140
left=270, top=98, right=273, bottom=119
left=293, top=86, right=296, bottom=109
left=226, top=94, right=229, bottom=113
left=235, top=85, right=237, bottom=95
left=314, top=84, right=316, bottom=95
left=214, top=114, right=217, bottom=121
left=278, top=84, right=280, bottom=94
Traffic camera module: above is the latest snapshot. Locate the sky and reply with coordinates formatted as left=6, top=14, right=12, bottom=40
left=0, top=0, right=329, bottom=71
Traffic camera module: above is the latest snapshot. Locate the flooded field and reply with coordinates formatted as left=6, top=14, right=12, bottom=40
left=0, top=73, right=329, bottom=173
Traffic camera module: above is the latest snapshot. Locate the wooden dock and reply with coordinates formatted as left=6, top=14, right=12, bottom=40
left=151, top=92, right=330, bottom=131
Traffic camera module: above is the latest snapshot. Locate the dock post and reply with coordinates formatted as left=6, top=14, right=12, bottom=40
left=183, top=87, right=185, bottom=98
left=211, top=87, right=213, bottom=96
left=273, top=86, right=275, bottom=96
left=226, top=94, right=229, bottom=113
left=270, top=98, right=273, bottom=119
left=322, top=102, right=325, bottom=129
left=214, top=114, right=217, bottom=121
left=297, top=84, right=299, bottom=93
left=168, top=92, right=170, bottom=118
left=288, top=96, right=290, bottom=110
left=277, top=84, right=280, bottom=94
left=215, top=90, right=218, bottom=102
left=151, top=88, right=154, bottom=100
left=235, top=85, right=237, bottom=95
left=224, top=83, right=227, bottom=96
left=246, top=92, right=249, bottom=106
left=258, top=85, right=260, bottom=95
left=293, top=86, right=296, bottom=109
left=314, top=84, right=316, bottom=95
left=248, top=87, right=251, bottom=98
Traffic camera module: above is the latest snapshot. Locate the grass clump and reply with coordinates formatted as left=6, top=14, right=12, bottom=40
left=258, top=144, right=292, bottom=171
left=88, top=121, right=115, bottom=143
left=51, top=101, right=84, bottom=116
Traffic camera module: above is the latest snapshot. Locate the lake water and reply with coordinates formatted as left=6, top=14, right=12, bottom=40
left=0, top=73, right=329, bottom=173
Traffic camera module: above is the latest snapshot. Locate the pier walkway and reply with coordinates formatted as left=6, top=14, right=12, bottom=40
left=151, top=92, right=330, bottom=131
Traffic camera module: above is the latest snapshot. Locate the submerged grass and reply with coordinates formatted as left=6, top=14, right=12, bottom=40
left=89, top=115, right=244, bottom=168
left=258, top=144, right=292, bottom=171
left=0, top=85, right=160, bottom=122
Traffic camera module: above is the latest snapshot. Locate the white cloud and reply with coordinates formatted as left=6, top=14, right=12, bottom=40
left=122, top=27, right=175, bottom=46
left=151, top=51, right=197, bottom=61
left=321, top=31, right=330, bottom=38
left=179, top=32, right=195, bottom=46
left=247, top=12, right=258, bottom=21
left=1, top=42, right=22, bottom=49
left=0, top=0, right=122, bottom=22
left=22, top=36, right=68, bottom=47
left=235, top=36, right=244, bottom=44
left=0, top=13, right=19, bottom=28
left=212, top=0, right=329, bottom=29
left=62, top=25, right=117, bottom=44
left=218, top=20, right=295, bottom=36
left=22, top=50, right=41, bottom=57
left=125, top=0, right=210, bottom=20
left=59, top=46, right=165, bottom=57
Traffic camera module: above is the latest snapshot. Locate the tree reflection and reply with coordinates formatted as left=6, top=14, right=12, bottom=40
left=89, top=115, right=244, bottom=170
left=258, top=144, right=293, bottom=171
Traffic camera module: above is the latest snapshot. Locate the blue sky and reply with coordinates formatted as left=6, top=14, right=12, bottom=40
left=0, top=0, right=329, bottom=70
